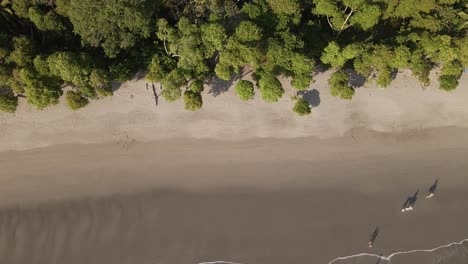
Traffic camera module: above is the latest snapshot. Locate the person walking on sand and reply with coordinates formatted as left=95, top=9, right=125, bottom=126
left=402, top=190, right=419, bottom=212
left=406, top=190, right=418, bottom=211
left=426, top=179, right=439, bottom=199
left=368, top=226, right=380, bottom=248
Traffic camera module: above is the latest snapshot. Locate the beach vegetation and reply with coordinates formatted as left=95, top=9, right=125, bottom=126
left=292, top=96, right=311, bottom=116
left=258, top=72, right=284, bottom=103
left=65, top=90, right=89, bottom=110
left=0, top=93, right=18, bottom=113
left=184, top=90, right=203, bottom=111
left=190, top=80, right=204, bottom=93
left=329, top=70, right=355, bottom=100
left=235, top=80, right=255, bottom=101
left=0, top=0, right=465, bottom=112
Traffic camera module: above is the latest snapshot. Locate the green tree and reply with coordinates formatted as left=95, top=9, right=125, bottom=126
left=7, top=36, right=33, bottom=67
left=146, top=54, right=175, bottom=82
left=329, top=70, right=354, bottom=100
left=65, top=90, right=89, bottom=110
left=352, top=45, right=400, bottom=87
left=0, top=92, right=18, bottom=113
left=235, top=21, right=262, bottom=42
left=201, top=22, right=227, bottom=56
left=28, top=7, right=66, bottom=31
left=11, top=0, right=31, bottom=18
left=183, top=90, right=203, bottom=111
left=109, top=58, right=136, bottom=82
left=90, top=69, right=113, bottom=97
left=214, top=63, right=234, bottom=80
left=292, top=96, right=311, bottom=116
left=47, top=51, right=93, bottom=87
left=156, top=17, right=212, bottom=79
left=20, top=68, right=62, bottom=109
left=33, top=54, right=50, bottom=75
left=190, top=80, right=204, bottom=93
left=312, top=0, right=382, bottom=36
left=4, top=68, right=25, bottom=94
left=56, top=0, right=157, bottom=57
left=321, top=42, right=362, bottom=68
left=235, top=80, right=255, bottom=101
left=266, top=0, right=300, bottom=15
left=258, top=73, right=284, bottom=103
left=439, top=75, right=458, bottom=91
left=160, top=69, right=186, bottom=102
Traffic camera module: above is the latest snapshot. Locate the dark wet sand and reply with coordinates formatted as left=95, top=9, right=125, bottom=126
left=1, top=128, right=468, bottom=264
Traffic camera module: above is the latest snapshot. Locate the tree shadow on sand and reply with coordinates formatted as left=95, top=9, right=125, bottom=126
left=344, top=69, right=367, bottom=88
left=206, top=75, right=239, bottom=97
left=298, top=89, right=321, bottom=107
left=111, top=81, right=124, bottom=92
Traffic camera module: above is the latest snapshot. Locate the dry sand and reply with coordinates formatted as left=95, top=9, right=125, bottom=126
left=0, top=70, right=467, bottom=264
left=0, top=70, right=467, bottom=151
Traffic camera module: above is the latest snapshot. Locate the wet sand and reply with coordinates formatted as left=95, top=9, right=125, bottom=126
left=1, top=127, right=468, bottom=264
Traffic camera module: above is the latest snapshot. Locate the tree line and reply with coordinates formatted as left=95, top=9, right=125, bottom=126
left=0, top=0, right=466, bottom=115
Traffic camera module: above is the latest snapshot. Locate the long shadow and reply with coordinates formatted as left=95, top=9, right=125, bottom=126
left=375, top=254, right=384, bottom=264
left=111, top=81, right=124, bottom=92
left=409, top=190, right=419, bottom=208
left=427, top=178, right=439, bottom=198
left=298, top=89, right=321, bottom=107
left=402, top=190, right=419, bottom=212
left=134, top=70, right=148, bottom=81
left=368, top=226, right=380, bottom=247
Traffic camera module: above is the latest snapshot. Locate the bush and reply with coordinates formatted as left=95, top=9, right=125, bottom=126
left=90, top=69, right=113, bottom=97
left=80, top=85, right=97, bottom=99
left=96, top=86, right=113, bottom=97
left=146, top=54, right=175, bottom=82
left=65, top=90, right=89, bottom=110
left=190, top=80, right=204, bottom=93
left=33, top=54, right=50, bottom=75
left=291, top=74, right=311, bottom=90
left=329, top=70, right=355, bottom=100
left=292, top=97, right=311, bottom=116
left=160, top=69, right=186, bottom=102
left=0, top=93, right=18, bottom=113
left=183, top=91, right=203, bottom=111
left=109, top=60, right=136, bottom=82
left=439, top=75, right=458, bottom=91
left=20, top=68, right=62, bottom=109
left=235, top=80, right=255, bottom=101
left=160, top=87, right=180, bottom=102
left=215, top=63, right=233, bottom=80
left=89, top=69, right=110, bottom=88
left=258, top=73, right=284, bottom=103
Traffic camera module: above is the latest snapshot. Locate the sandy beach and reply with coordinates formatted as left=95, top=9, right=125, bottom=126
left=0, top=71, right=468, bottom=264
left=0, top=70, right=467, bottom=151
left=0, top=128, right=468, bottom=264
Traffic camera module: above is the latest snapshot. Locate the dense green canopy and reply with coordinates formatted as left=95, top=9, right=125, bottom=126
left=0, top=0, right=466, bottom=113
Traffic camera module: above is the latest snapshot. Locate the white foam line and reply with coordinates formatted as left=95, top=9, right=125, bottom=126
left=327, top=238, right=468, bottom=264
left=198, top=261, right=245, bottom=264
left=197, top=238, right=468, bottom=264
